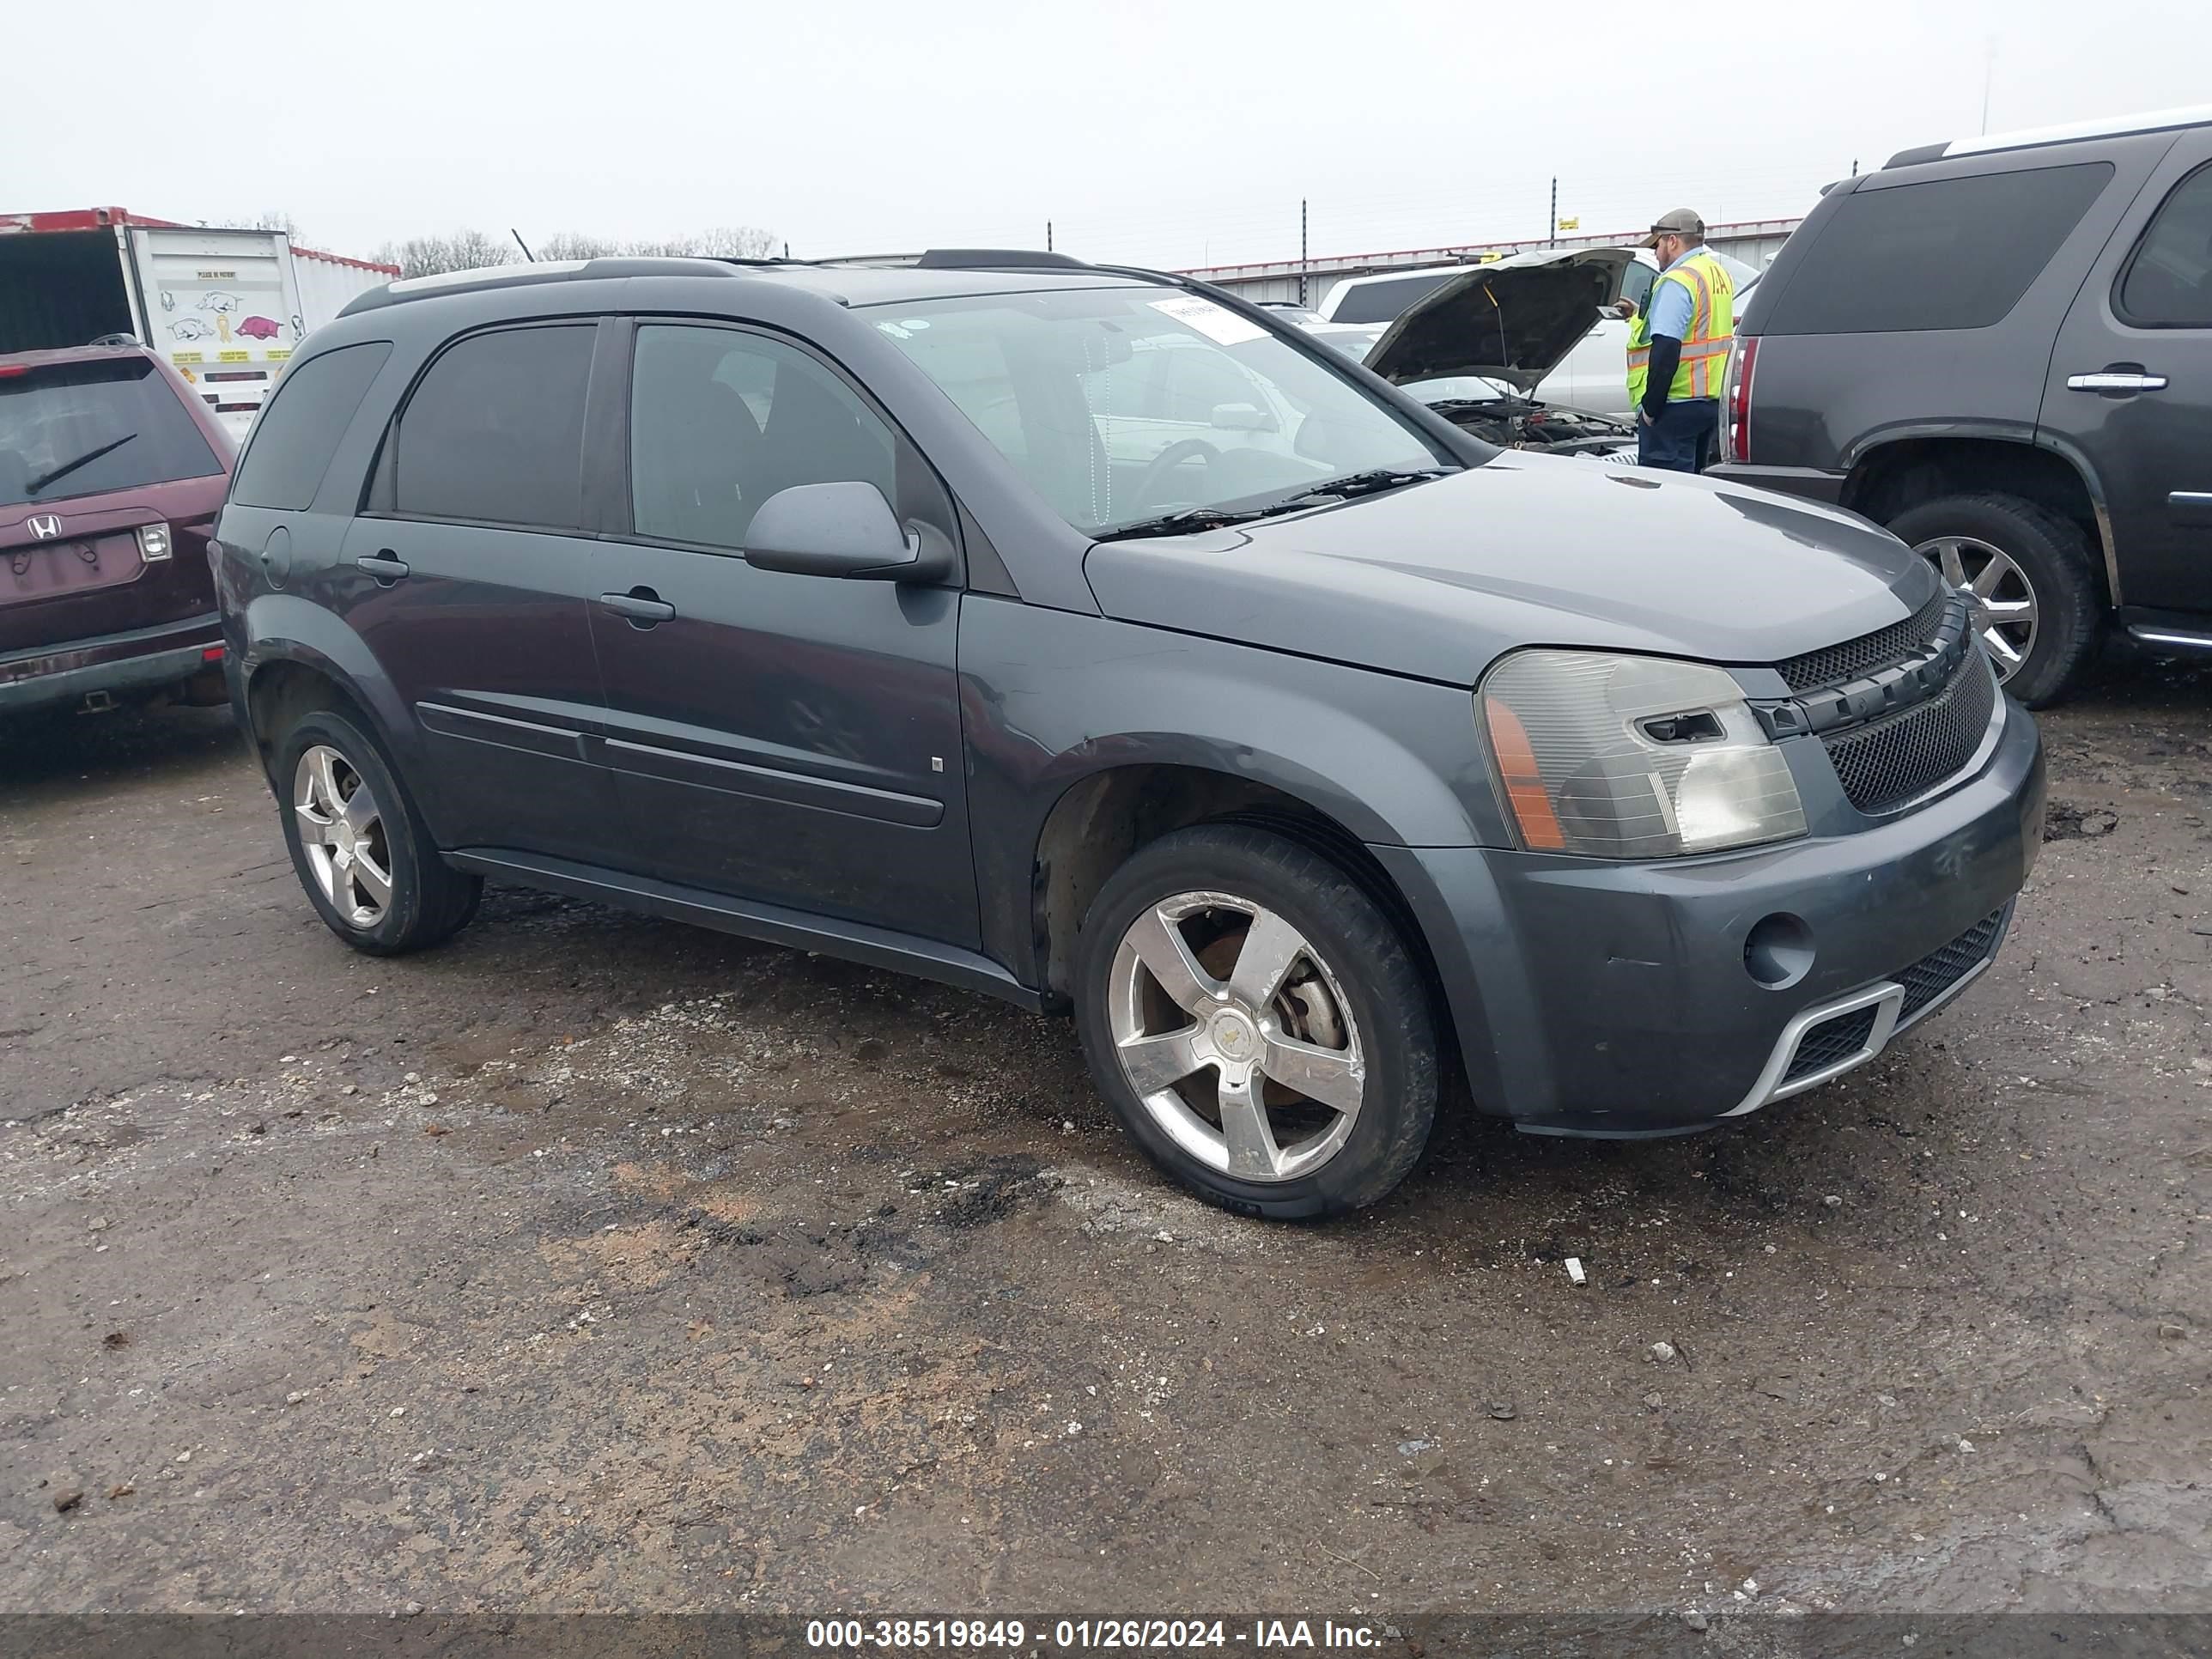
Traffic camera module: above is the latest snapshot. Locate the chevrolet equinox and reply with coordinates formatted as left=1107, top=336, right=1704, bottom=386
left=212, top=252, right=2046, bottom=1218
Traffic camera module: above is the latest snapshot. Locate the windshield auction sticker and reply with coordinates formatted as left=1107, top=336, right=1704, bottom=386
left=1148, top=295, right=1267, bottom=347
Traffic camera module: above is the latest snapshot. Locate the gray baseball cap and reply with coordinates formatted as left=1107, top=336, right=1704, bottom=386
left=1638, top=208, right=1705, bottom=248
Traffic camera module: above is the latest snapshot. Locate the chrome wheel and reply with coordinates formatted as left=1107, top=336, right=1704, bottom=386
left=1917, top=534, right=2039, bottom=682
left=293, top=744, right=392, bottom=929
left=1105, top=890, right=1365, bottom=1182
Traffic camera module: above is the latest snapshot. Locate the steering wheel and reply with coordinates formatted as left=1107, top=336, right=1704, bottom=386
left=1133, top=438, right=1221, bottom=507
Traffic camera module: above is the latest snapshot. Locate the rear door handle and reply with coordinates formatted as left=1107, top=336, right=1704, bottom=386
left=355, top=550, right=410, bottom=582
left=2066, top=368, right=2168, bottom=394
left=599, top=586, right=677, bottom=626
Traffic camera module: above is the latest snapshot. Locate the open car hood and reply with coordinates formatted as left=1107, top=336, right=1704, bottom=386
left=1363, top=247, right=1636, bottom=393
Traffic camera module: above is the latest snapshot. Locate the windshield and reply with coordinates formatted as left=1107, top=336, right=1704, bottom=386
left=874, top=287, right=1454, bottom=536
left=0, top=357, right=223, bottom=509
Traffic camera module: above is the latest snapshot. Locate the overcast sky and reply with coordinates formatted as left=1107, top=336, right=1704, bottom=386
left=10, top=0, right=2209, bottom=270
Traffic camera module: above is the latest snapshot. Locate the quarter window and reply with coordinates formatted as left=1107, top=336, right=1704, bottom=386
left=392, top=325, right=593, bottom=529
left=230, top=342, right=391, bottom=511
left=1759, top=161, right=2113, bottom=335
left=629, top=325, right=900, bottom=550
left=2118, top=163, right=2212, bottom=327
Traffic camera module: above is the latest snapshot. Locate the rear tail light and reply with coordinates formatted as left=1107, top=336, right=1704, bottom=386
left=135, top=522, right=173, bottom=562
left=1723, top=336, right=1759, bottom=465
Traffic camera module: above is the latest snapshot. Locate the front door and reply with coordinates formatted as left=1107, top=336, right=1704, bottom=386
left=586, top=319, right=978, bottom=948
left=2042, top=128, right=2212, bottom=619
left=344, top=319, right=621, bottom=863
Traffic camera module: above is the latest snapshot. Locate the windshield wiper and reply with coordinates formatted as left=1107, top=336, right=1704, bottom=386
left=27, top=434, right=137, bottom=495
left=1091, top=467, right=1456, bottom=543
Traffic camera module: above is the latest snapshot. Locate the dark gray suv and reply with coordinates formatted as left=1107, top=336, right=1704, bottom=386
left=1712, top=106, right=2212, bottom=706
left=213, top=252, right=2045, bottom=1218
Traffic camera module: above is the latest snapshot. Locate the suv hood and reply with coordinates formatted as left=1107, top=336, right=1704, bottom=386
left=1364, top=247, right=1634, bottom=392
left=1083, top=455, right=1941, bottom=687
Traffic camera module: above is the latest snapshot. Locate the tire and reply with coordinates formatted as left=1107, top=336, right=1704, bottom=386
left=1071, top=823, right=1438, bottom=1219
left=274, top=707, right=481, bottom=956
left=1886, top=491, right=2101, bottom=708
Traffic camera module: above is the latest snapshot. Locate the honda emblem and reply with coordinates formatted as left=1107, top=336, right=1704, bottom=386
left=26, top=514, right=62, bottom=541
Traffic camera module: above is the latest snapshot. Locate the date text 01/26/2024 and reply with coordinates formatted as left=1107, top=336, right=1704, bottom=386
left=804, top=1619, right=1383, bottom=1650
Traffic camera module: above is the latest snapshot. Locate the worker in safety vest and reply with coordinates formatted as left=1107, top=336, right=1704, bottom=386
left=1613, top=209, right=1734, bottom=472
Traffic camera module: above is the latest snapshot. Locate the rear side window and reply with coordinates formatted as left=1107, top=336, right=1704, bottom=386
left=230, top=342, right=391, bottom=510
left=1328, top=272, right=1457, bottom=324
left=0, top=356, right=223, bottom=509
left=392, top=325, right=593, bottom=529
left=2118, top=163, right=2212, bottom=326
left=1760, top=161, right=2113, bottom=334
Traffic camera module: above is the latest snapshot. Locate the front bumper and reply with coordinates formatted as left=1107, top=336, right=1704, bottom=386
left=1375, top=696, right=2045, bottom=1135
left=0, top=612, right=223, bottom=714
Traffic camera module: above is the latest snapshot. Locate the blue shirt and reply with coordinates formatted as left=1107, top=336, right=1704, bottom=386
left=1645, top=244, right=1713, bottom=342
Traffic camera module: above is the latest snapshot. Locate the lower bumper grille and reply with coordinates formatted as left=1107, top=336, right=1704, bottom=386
left=1782, top=1005, right=1881, bottom=1084
left=1897, top=907, right=2008, bottom=1024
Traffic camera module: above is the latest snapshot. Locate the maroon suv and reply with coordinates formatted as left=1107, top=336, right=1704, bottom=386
left=2, top=342, right=234, bottom=715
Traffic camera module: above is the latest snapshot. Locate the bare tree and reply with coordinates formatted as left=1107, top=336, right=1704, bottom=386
left=252, top=210, right=304, bottom=240
left=373, top=228, right=516, bottom=279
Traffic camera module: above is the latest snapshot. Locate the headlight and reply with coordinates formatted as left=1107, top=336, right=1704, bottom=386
left=1480, top=649, right=1806, bottom=858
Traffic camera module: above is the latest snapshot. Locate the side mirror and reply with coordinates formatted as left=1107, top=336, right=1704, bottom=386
left=1210, top=400, right=1279, bottom=434
left=743, top=482, right=950, bottom=582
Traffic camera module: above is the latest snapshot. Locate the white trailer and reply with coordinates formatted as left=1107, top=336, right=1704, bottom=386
left=0, top=206, right=397, bottom=441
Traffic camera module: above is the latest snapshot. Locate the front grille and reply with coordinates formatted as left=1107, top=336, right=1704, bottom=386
left=1784, top=1006, right=1880, bottom=1083
left=1897, top=908, right=2007, bottom=1023
left=1822, top=655, right=1996, bottom=814
left=1778, top=589, right=1949, bottom=693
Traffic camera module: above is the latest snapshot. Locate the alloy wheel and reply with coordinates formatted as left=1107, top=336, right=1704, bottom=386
left=1917, top=535, right=2039, bottom=681
left=293, top=744, right=393, bottom=929
left=1105, top=890, right=1365, bottom=1182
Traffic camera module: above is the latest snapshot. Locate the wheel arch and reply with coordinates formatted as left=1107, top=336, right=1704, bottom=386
left=1838, top=431, right=2117, bottom=605
left=1025, top=761, right=1461, bottom=1081
left=240, top=596, right=417, bottom=795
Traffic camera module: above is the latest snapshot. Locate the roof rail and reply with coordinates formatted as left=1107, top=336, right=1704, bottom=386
left=337, top=255, right=745, bottom=317
left=915, top=247, right=1091, bottom=270
left=1886, top=100, right=2212, bottom=169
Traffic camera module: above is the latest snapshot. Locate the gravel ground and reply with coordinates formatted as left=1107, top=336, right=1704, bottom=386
left=1, top=663, right=2205, bottom=1618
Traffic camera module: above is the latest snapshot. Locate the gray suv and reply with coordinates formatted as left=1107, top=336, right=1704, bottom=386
left=213, top=251, right=2044, bottom=1218
left=1712, top=106, right=2212, bottom=705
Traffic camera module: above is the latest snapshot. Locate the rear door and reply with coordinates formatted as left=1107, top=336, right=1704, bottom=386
left=586, top=319, right=978, bottom=946
left=2041, top=127, right=2212, bottom=618
left=344, top=319, right=622, bottom=864
left=131, top=228, right=306, bottom=443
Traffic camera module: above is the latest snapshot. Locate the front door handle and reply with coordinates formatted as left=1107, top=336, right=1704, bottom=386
left=599, top=586, right=677, bottom=627
left=355, top=550, right=410, bottom=583
left=2066, top=368, right=2168, bottom=394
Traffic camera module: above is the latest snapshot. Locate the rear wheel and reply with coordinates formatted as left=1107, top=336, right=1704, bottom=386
left=1887, top=491, right=2100, bottom=707
left=1072, top=824, right=1437, bottom=1219
left=275, top=708, right=481, bottom=955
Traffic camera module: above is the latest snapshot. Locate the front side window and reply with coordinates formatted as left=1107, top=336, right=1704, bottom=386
left=2118, top=163, right=2212, bottom=327
left=0, top=356, right=223, bottom=509
left=879, top=287, right=1451, bottom=536
left=392, top=325, right=593, bottom=529
left=629, top=324, right=899, bottom=550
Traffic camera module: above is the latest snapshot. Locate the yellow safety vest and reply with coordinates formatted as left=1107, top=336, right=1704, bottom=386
left=1626, top=251, right=1735, bottom=405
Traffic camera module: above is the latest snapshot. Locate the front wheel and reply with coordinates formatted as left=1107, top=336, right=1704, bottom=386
left=1072, top=824, right=1438, bottom=1219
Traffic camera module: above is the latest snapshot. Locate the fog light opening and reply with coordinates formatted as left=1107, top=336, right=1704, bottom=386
left=1745, top=913, right=1814, bottom=989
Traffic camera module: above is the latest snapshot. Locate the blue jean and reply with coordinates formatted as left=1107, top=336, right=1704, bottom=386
left=1638, top=398, right=1719, bottom=473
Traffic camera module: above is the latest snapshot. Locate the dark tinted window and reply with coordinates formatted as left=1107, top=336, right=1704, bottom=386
left=392, top=325, right=592, bottom=528
left=2118, top=163, right=2212, bottom=326
left=229, top=342, right=391, bottom=510
left=1761, top=161, right=2113, bottom=334
left=629, top=325, right=897, bottom=549
left=1328, top=272, right=1457, bottom=324
left=0, top=356, right=223, bottom=509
